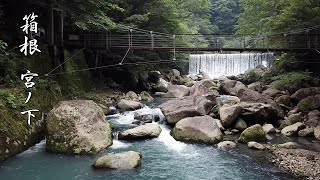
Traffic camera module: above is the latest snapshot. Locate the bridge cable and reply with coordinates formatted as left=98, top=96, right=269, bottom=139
left=45, top=47, right=85, bottom=76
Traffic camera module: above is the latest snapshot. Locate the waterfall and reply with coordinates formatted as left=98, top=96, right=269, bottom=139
left=188, top=53, right=275, bottom=78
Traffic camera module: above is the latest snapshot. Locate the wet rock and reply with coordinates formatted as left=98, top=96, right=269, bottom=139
left=262, top=124, right=276, bottom=134
left=159, top=96, right=215, bottom=124
left=46, top=100, right=112, bottom=154
left=291, top=87, right=320, bottom=102
left=139, top=91, right=154, bottom=101
left=117, top=99, right=143, bottom=111
left=298, top=127, right=314, bottom=137
left=132, top=120, right=145, bottom=126
left=239, top=124, right=267, bottom=143
left=93, top=151, right=141, bottom=169
left=297, top=94, right=320, bottom=112
left=217, top=141, right=237, bottom=149
left=234, top=119, right=248, bottom=131
left=134, top=114, right=155, bottom=123
left=281, top=122, right=306, bottom=136
left=248, top=141, right=266, bottom=150
left=171, top=116, right=223, bottom=144
left=216, top=95, right=240, bottom=106
left=118, top=124, right=162, bottom=140
left=219, top=104, right=243, bottom=127
left=277, top=142, right=297, bottom=149
left=125, top=91, right=141, bottom=101
left=315, top=126, right=320, bottom=140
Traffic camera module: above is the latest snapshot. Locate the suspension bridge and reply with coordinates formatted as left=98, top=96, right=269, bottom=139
left=63, top=25, right=320, bottom=53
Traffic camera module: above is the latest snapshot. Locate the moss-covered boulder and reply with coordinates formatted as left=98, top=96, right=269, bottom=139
left=46, top=100, right=112, bottom=154
left=297, top=95, right=320, bottom=112
left=171, top=116, right=223, bottom=144
left=93, top=151, right=142, bottom=169
left=239, top=124, right=267, bottom=143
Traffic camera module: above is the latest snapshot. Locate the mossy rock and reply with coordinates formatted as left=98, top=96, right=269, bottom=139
left=239, top=124, right=267, bottom=143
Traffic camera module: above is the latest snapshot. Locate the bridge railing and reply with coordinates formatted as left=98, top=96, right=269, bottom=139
left=63, top=29, right=319, bottom=51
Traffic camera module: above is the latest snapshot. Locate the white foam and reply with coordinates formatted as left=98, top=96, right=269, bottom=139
left=19, top=140, right=46, bottom=155
left=157, top=125, right=186, bottom=152
left=110, top=140, right=131, bottom=149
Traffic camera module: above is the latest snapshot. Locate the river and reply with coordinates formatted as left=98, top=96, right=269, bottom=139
left=0, top=99, right=294, bottom=180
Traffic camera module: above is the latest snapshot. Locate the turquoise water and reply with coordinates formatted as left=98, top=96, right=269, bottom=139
left=0, top=101, right=293, bottom=180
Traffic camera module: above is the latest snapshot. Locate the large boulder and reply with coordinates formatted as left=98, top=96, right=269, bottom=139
left=163, top=84, right=190, bottom=98
left=262, top=88, right=285, bottom=99
left=291, top=87, right=320, bottom=102
left=220, top=79, right=247, bottom=96
left=139, top=91, right=154, bottom=101
left=117, top=99, right=143, bottom=111
left=297, top=95, right=320, bottom=112
left=239, top=124, right=267, bottom=143
left=248, top=82, right=263, bottom=93
left=154, top=78, right=169, bottom=92
left=275, top=95, right=291, bottom=106
left=159, top=96, right=215, bottom=124
left=46, top=100, right=112, bottom=154
left=125, top=91, right=141, bottom=101
left=118, top=124, right=161, bottom=140
left=219, top=104, right=243, bottom=127
left=190, top=80, right=219, bottom=97
left=281, top=122, right=306, bottom=136
left=262, top=124, right=276, bottom=134
left=92, top=151, right=141, bottom=169
left=286, top=113, right=303, bottom=124
left=171, top=116, right=223, bottom=144
left=239, top=102, right=279, bottom=125
left=238, top=89, right=284, bottom=118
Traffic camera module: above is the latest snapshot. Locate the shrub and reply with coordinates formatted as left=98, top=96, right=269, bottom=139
left=270, top=71, right=319, bottom=93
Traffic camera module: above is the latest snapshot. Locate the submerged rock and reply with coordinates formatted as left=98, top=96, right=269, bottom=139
left=159, top=96, right=215, bottom=124
left=217, top=141, right=237, bottom=149
left=171, top=116, right=223, bottom=144
left=247, top=141, right=266, bottom=150
left=117, top=99, right=143, bottom=111
left=281, top=122, right=306, bottom=137
left=46, top=100, right=112, bottom=154
left=118, top=124, right=162, bottom=140
left=239, top=124, right=267, bottom=143
left=93, top=151, right=141, bottom=169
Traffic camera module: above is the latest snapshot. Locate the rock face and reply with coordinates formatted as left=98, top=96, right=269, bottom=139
left=159, top=96, right=215, bottom=124
left=239, top=124, right=267, bottom=143
left=238, top=89, right=284, bottom=118
left=93, top=151, right=141, bottom=169
left=291, top=87, right=320, bottom=102
left=117, top=99, right=143, bottom=111
left=217, top=141, right=237, bottom=149
left=248, top=141, right=266, bottom=150
left=281, top=122, right=306, bottom=136
left=139, top=91, right=154, bottom=101
left=297, top=95, right=320, bottom=112
left=118, top=124, right=161, bottom=140
left=171, top=116, right=223, bottom=144
left=239, top=102, right=279, bottom=125
left=46, top=100, right=112, bottom=154
left=262, top=124, right=276, bottom=134
left=219, top=104, right=243, bottom=127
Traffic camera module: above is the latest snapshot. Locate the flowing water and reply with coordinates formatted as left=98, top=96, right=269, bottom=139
left=189, top=53, right=275, bottom=78
left=0, top=99, right=293, bottom=180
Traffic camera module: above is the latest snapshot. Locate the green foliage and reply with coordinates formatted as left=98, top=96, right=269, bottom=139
left=270, top=71, right=319, bottom=93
